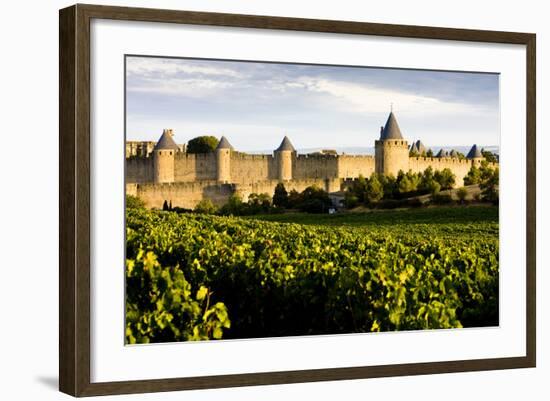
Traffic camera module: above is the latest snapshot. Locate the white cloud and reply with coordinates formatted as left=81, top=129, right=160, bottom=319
left=128, top=77, right=234, bottom=97
left=126, top=57, right=243, bottom=78
left=290, top=77, right=480, bottom=116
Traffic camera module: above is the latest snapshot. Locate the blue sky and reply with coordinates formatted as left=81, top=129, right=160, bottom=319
left=126, top=56, right=499, bottom=152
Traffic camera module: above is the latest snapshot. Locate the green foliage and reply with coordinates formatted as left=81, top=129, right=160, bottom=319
left=218, top=194, right=243, bottom=215
left=296, top=186, right=333, bottom=213
left=482, top=150, right=498, bottom=163
left=434, top=168, right=456, bottom=190
left=126, top=195, right=146, bottom=209
left=287, top=189, right=301, bottom=208
left=464, top=163, right=499, bottom=204
left=125, top=249, right=230, bottom=343
left=464, top=165, right=482, bottom=185
left=273, top=183, right=289, bottom=208
left=426, top=149, right=434, bottom=157
left=194, top=199, right=217, bottom=215
left=480, top=167, right=499, bottom=204
left=126, top=207, right=499, bottom=342
left=186, top=136, right=219, bottom=154
left=456, top=187, right=468, bottom=203
left=365, top=173, right=384, bottom=203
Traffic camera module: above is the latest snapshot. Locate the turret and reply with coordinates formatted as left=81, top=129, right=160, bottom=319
left=216, top=136, right=233, bottom=183
left=374, top=112, right=409, bottom=176
left=152, top=129, right=178, bottom=183
left=275, top=136, right=295, bottom=181
left=466, top=144, right=484, bottom=165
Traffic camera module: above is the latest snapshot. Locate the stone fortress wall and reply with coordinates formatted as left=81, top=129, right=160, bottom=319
left=126, top=112, right=498, bottom=209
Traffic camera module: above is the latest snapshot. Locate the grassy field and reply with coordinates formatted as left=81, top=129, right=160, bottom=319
left=244, top=205, right=499, bottom=238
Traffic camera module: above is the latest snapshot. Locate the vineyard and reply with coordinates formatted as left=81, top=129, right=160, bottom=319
left=125, top=207, right=499, bottom=344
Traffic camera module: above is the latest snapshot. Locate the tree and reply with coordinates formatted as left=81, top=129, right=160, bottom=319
left=297, top=186, right=332, bottom=213
left=247, top=193, right=271, bottom=213
left=426, top=149, right=434, bottom=157
left=464, top=165, right=482, bottom=185
left=456, top=187, right=468, bottom=203
left=219, top=194, right=244, bottom=215
left=162, top=200, right=169, bottom=211
left=273, top=183, right=289, bottom=208
left=482, top=150, right=498, bottom=163
left=434, top=168, right=456, bottom=190
left=344, top=190, right=359, bottom=209
left=398, top=176, right=413, bottom=194
left=427, top=180, right=441, bottom=196
left=378, top=174, right=397, bottom=199
left=186, top=136, right=219, bottom=154
left=365, top=174, right=383, bottom=203
left=194, top=199, right=217, bottom=214
left=480, top=167, right=499, bottom=204
left=287, top=189, right=301, bottom=209
left=126, top=195, right=146, bottom=209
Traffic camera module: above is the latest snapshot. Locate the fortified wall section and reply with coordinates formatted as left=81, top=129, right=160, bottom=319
left=174, top=153, right=217, bottom=182
left=128, top=181, right=235, bottom=209
left=408, top=157, right=473, bottom=186
left=293, top=155, right=339, bottom=179
left=126, top=157, right=153, bottom=183
left=229, top=153, right=276, bottom=183
left=127, top=178, right=342, bottom=210
left=336, top=155, right=375, bottom=179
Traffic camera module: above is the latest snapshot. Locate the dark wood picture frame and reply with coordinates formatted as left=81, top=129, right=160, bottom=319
left=59, top=3, right=536, bottom=397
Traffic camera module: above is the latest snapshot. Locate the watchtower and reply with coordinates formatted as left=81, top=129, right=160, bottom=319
left=152, top=129, right=178, bottom=184
left=374, top=112, right=409, bottom=176
left=216, top=136, right=233, bottom=183
left=275, top=136, right=295, bottom=181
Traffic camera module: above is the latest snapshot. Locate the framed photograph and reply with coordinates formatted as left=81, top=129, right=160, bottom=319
left=59, top=4, right=536, bottom=397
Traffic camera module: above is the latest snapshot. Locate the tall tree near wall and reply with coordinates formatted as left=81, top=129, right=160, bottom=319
left=187, top=136, right=219, bottom=154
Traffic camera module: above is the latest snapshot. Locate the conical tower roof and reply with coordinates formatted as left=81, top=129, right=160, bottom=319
left=216, top=136, right=234, bottom=151
left=380, top=112, right=404, bottom=140
left=276, top=136, right=296, bottom=152
left=416, top=140, right=426, bottom=153
left=449, top=149, right=458, bottom=158
left=154, top=129, right=179, bottom=151
left=436, top=149, right=448, bottom=158
left=466, top=144, right=483, bottom=159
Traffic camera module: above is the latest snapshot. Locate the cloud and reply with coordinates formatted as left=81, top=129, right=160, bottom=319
left=126, top=57, right=243, bottom=78
left=128, top=77, right=234, bottom=97
left=290, top=77, right=482, bottom=116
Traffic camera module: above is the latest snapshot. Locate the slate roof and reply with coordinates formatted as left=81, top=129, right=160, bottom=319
left=380, top=112, right=404, bottom=140
left=216, top=136, right=234, bottom=150
left=153, top=129, right=179, bottom=151
left=276, top=136, right=296, bottom=152
left=466, top=144, right=483, bottom=159
left=436, top=149, right=449, bottom=158
left=415, top=140, right=426, bottom=153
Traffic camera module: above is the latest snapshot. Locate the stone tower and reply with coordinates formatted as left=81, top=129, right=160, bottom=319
left=152, top=129, right=178, bottom=184
left=216, top=136, right=233, bottom=183
left=275, top=136, right=295, bottom=181
left=466, top=144, right=484, bottom=166
left=374, top=112, right=409, bottom=176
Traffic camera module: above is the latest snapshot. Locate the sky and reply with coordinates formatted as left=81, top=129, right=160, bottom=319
left=126, top=56, right=500, bottom=152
